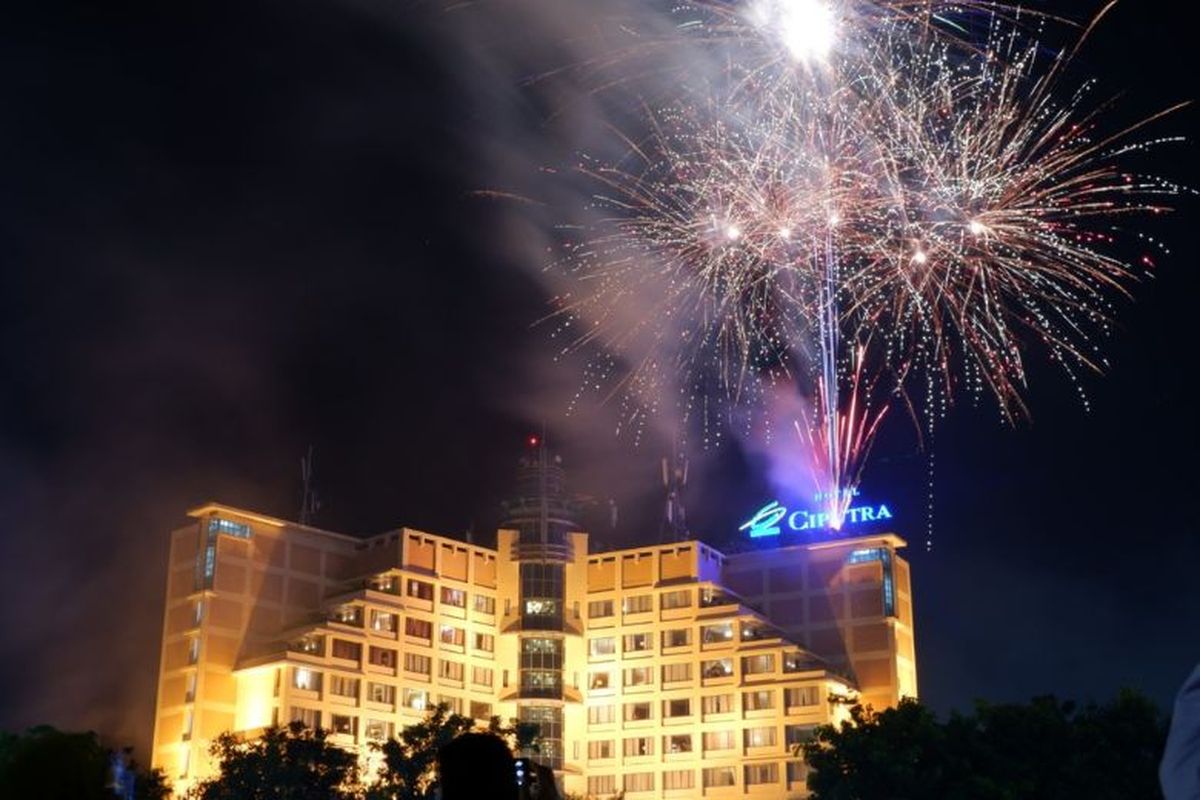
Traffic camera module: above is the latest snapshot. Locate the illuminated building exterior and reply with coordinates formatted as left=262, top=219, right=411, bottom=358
left=152, top=485, right=915, bottom=798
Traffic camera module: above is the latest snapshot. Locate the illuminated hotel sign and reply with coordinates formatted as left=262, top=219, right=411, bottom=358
left=738, top=498, right=894, bottom=538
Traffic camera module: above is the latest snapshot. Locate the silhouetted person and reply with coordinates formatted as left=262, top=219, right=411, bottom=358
left=438, top=733, right=517, bottom=800
left=1163, top=662, right=1200, bottom=799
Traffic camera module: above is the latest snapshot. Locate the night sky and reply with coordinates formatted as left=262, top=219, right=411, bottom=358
left=2, top=0, right=1197, bottom=762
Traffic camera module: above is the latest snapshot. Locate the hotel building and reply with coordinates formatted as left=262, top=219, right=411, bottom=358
left=151, top=456, right=916, bottom=798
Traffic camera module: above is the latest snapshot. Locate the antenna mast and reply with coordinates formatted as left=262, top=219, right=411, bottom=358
left=660, top=435, right=690, bottom=542
left=299, top=445, right=320, bottom=526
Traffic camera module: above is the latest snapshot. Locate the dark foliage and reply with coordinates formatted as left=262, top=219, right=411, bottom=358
left=0, top=725, right=168, bottom=800
left=803, top=690, right=1167, bottom=800
left=187, top=722, right=361, bottom=800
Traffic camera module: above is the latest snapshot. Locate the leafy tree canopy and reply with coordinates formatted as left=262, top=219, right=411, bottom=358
left=367, top=704, right=540, bottom=800
left=0, top=725, right=168, bottom=800
left=802, top=690, right=1167, bottom=800
left=187, top=722, right=361, bottom=800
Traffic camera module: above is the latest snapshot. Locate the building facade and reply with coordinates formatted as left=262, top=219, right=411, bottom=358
left=151, top=501, right=915, bottom=798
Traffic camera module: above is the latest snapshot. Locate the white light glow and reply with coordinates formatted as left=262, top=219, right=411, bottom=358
left=755, top=0, right=837, bottom=62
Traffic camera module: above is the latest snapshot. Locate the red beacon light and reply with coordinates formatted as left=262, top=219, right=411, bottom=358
left=527, top=435, right=540, bottom=448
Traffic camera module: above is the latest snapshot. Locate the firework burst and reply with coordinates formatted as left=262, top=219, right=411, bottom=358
left=540, top=1, right=1186, bottom=524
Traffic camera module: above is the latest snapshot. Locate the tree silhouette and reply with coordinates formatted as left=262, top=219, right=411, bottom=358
left=367, top=704, right=540, bottom=800
left=802, top=691, right=1167, bottom=800
left=187, top=722, right=361, bottom=800
left=0, top=725, right=169, bottom=800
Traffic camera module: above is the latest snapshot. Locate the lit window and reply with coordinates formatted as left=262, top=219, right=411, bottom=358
left=662, top=698, right=691, bottom=718
left=703, top=730, right=734, bottom=751
left=330, top=606, right=362, bottom=627
left=292, top=668, right=321, bottom=692
left=589, top=637, right=616, bottom=657
left=588, top=704, right=615, bottom=725
left=662, top=628, right=690, bottom=648
left=369, top=575, right=398, bottom=594
left=588, top=740, right=614, bottom=760
left=622, top=737, right=653, bottom=757
left=847, top=548, right=883, bottom=564
left=786, top=686, right=821, bottom=707
left=187, top=637, right=200, bottom=665
left=703, top=766, right=736, bottom=787
left=589, top=671, right=611, bottom=690
left=368, top=646, right=396, bottom=669
left=404, top=653, right=431, bottom=675
left=783, top=651, right=817, bottom=673
left=405, top=617, right=432, bottom=640
left=740, top=621, right=774, bottom=641
left=785, top=724, right=817, bottom=747
left=587, top=599, right=614, bottom=618
left=624, top=667, right=653, bottom=687
left=181, top=709, right=193, bottom=741
left=474, top=632, right=494, bottom=652
left=367, top=682, right=395, bottom=705
left=744, top=726, right=777, bottom=748
left=289, top=706, right=320, bottom=729
left=439, top=625, right=465, bottom=647
left=208, top=518, right=251, bottom=539
left=662, top=663, right=691, bottom=683
left=439, top=660, right=464, bottom=681
left=588, top=776, right=616, bottom=796
left=663, top=769, right=694, bottom=789
left=473, top=594, right=495, bottom=614
left=702, top=693, right=733, bottom=715
left=664, top=734, right=692, bottom=754
left=441, top=587, right=466, bottom=608
left=700, top=623, right=734, bottom=643
left=184, top=673, right=196, bottom=703
left=660, top=589, right=691, bottom=609
left=329, top=675, right=359, bottom=699
left=742, top=654, right=775, bottom=675
left=192, top=601, right=204, bottom=627
left=699, top=588, right=735, bottom=608
left=623, top=772, right=654, bottom=793
left=370, top=610, right=398, bottom=633
left=365, top=718, right=393, bottom=741
left=331, top=639, right=361, bottom=662
left=402, top=688, right=429, bottom=711
left=623, top=702, right=652, bottom=722
left=745, top=763, right=779, bottom=785
left=294, top=635, right=324, bottom=656
left=439, top=695, right=463, bottom=715
left=330, top=714, right=356, bottom=737
left=743, top=689, right=775, bottom=710
left=524, top=598, right=559, bottom=617
left=472, top=666, right=493, bottom=687
left=622, top=633, right=651, bottom=653
left=407, top=580, right=434, bottom=601
left=701, top=658, right=733, bottom=679
left=622, top=594, right=652, bottom=614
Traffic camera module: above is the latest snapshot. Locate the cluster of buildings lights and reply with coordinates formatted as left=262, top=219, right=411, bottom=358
left=151, top=453, right=916, bottom=798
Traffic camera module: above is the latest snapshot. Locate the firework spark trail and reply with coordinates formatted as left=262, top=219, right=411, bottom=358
left=539, top=1, right=1187, bottom=525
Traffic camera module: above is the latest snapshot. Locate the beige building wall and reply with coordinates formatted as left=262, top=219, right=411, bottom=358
left=724, top=534, right=918, bottom=710
left=151, top=505, right=916, bottom=800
